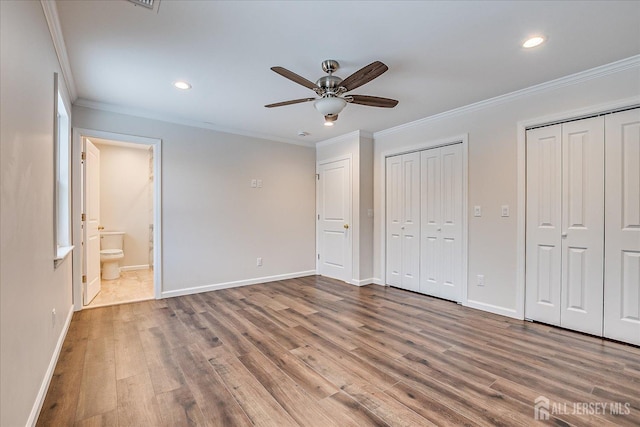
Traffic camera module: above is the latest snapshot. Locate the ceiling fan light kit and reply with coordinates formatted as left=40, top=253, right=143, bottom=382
left=314, top=97, right=346, bottom=116
left=266, top=59, right=398, bottom=126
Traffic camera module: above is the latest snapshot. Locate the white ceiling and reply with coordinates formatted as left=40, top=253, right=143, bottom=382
left=56, top=0, right=640, bottom=144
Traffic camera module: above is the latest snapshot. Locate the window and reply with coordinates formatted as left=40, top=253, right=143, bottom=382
left=54, top=73, right=72, bottom=266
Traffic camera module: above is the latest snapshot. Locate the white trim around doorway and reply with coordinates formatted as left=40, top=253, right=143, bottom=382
left=71, top=128, right=162, bottom=311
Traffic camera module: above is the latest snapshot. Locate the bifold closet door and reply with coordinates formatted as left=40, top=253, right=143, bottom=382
left=559, top=117, right=604, bottom=335
left=386, top=152, right=420, bottom=292
left=526, top=117, right=604, bottom=336
left=526, top=125, right=563, bottom=326
left=420, top=144, right=463, bottom=302
left=604, top=109, right=640, bottom=345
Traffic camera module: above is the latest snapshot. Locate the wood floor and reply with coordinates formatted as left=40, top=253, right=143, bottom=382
left=38, top=276, right=640, bottom=426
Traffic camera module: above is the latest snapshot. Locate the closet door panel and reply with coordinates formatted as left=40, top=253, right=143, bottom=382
left=560, top=117, right=604, bottom=335
left=386, top=156, right=402, bottom=287
left=401, top=152, right=421, bottom=292
left=439, top=144, right=463, bottom=301
left=604, top=109, right=640, bottom=345
left=420, top=150, right=441, bottom=295
left=526, top=125, right=563, bottom=326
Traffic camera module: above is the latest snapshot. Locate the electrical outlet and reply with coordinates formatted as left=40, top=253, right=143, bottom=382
left=501, top=205, right=510, bottom=217
left=474, top=205, right=482, bottom=217
left=257, top=257, right=262, bottom=266
left=257, top=179, right=263, bottom=188
left=477, top=274, right=484, bottom=286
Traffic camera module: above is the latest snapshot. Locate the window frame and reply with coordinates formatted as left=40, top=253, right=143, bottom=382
left=53, top=72, right=73, bottom=267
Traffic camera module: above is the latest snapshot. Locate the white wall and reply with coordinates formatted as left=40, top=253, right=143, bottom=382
left=373, top=61, right=640, bottom=317
left=73, top=106, right=317, bottom=296
left=0, top=1, right=74, bottom=426
left=94, top=141, right=151, bottom=268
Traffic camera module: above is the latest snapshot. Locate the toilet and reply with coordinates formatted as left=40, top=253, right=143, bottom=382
left=100, top=231, right=125, bottom=280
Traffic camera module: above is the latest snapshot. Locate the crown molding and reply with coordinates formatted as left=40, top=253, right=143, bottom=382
left=73, top=98, right=315, bottom=148
left=41, top=0, right=78, bottom=101
left=374, top=55, right=640, bottom=139
left=315, top=130, right=373, bottom=148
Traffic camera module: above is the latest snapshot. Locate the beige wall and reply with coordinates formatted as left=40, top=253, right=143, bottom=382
left=73, top=106, right=317, bottom=296
left=0, top=1, right=74, bottom=425
left=373, top=63, right=640, bottom=317
left=93, top=141, right=152, bottom=268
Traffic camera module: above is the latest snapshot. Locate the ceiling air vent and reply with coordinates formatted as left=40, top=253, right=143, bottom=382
left=126, top=0, right=155, bottom=10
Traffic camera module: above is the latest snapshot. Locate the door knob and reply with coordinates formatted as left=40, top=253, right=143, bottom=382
left=344, top=224, right=349, bottom=229
left=437, top=228, right=442, bottom=231
left=561, top=232, right=567, bottom=238
left=98, top=226, right=105, bottom=230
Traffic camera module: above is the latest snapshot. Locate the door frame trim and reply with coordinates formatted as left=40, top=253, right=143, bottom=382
left=379, top=134, right=469, bottom=304
left=316, top=155, right=354, bottom=284
left=516, top=96, right=640, bottom=321
left=71, top=128, right=163, bottom=310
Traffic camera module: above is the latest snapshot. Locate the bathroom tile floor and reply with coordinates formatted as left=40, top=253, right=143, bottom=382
left=85, top=268, right=154, bottom=308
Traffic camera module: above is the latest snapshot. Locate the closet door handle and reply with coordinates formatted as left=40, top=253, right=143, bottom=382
left=561, top=232, right=568, bottom=238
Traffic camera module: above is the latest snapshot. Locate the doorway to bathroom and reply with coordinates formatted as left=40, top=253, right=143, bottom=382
left=72, top=129, right=162, bottom=310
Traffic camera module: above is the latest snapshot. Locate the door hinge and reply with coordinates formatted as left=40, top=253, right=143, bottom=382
left=81, top=213, right=86, bottom=221
left=81, top=152, right=86, bottom=161
left=316, top=174, right=320, bottom=180
left=82, top=275, right=87, bottom=283
left=317, top=214, right=320, bottom=220
left=317, top=254, right=320, bottom=260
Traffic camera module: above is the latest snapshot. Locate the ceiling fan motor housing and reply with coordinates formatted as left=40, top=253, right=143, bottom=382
left=316, top=75, right=342, bottom=92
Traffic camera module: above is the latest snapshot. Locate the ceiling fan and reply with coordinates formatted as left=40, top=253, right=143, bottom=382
left=265, top=60, right=398, bottom=126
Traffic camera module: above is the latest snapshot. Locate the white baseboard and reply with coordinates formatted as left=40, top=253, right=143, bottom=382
left=351, top=278, right=374, bottom=286
left=161, top=270, right=317, bottom=298
left=120, top=264, right=150, bottom=272
left=27, top=304, right=74, bottom=426
left=372, top=278, right=385, bottom=286
left=464, top=299, right=521, bottom=320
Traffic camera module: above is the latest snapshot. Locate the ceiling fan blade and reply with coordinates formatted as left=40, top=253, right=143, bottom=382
left=340, top=61, right=388, bottom=92
left=349, top=95, right=398, bottom=108
left=271, top=66, right=317, bottom=90
left=265, top=98, right=315, bottom=108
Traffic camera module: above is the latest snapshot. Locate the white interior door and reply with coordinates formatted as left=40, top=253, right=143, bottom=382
left=420, top=149, right=440, bottom=296
left=526, top=125, right=563, bottom=326
left=420, top=144, right=463, bottom=302
left=385, top=153, right=420, bottom=292
left=400, top=152, right=421, bottom=292
left=83, top=138, right=101, bottom=305
left=560, top=117, right=604, bottom=335
left=386, top=155, right=403, bottom=287
left=604, top=108, right=640, bottom=345
left=318, top=158, right=352, bottom=283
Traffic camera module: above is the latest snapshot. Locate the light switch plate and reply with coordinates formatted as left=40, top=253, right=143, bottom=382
left=251, top=179, right=257, bottom=188
left=257, top=179, right=263, bottom=188
left=474, top=205, right=482, bottom=217
left=501, top=205, right=509, bottom=217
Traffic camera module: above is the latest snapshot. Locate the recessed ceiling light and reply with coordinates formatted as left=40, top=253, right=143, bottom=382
left=523, top=36, right=545, bottom=48
left=174, top=81, right=192, bottom=90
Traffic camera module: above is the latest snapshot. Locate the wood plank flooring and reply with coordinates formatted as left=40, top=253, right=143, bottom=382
left=37, top=276, right=640, bottom=426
